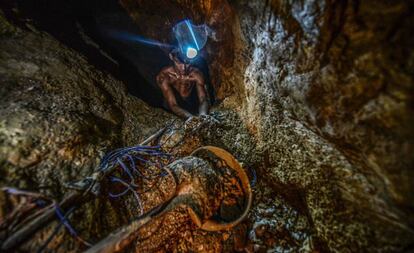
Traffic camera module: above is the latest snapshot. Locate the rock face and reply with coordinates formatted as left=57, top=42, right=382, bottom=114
left=1, top=0, right=414, bottom=252
left=0, top=9, right=173, bottom=251
left=0, top=8, right=172, bottom=189
left=231, top=1, right=414, bottom=251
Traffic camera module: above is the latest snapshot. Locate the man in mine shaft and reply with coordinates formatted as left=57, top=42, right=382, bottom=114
left=156, top=48, right=209, bottom=119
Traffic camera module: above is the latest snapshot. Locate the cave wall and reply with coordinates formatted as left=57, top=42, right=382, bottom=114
left=0, top=0, right=413, bottom=252
left=0, top=9, right=175, bottom=251
left=229, top=0, right=414, bottom=251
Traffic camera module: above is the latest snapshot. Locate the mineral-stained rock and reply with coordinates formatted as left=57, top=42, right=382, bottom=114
left=1, top=0, right=414, bottom=251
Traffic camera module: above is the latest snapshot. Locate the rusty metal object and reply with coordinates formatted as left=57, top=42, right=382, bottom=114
left=190, top=146, right=253, bottom=231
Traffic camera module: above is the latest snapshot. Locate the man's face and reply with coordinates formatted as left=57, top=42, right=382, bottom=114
left=171, top=54, right=187, bottom=75
left=174, top=60, right=186, bottom=74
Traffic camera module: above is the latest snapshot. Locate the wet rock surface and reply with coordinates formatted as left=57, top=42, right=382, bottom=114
left=1, top=0, right=414, bottom=252
left=0, top=9, right=174, bottom=252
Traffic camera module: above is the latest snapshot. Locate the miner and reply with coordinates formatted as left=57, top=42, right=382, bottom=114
left=156, top=49, right=209, bottom=119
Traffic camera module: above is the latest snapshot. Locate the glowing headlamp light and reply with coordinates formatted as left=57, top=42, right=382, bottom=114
left=186, top=47, right=198, bottom=59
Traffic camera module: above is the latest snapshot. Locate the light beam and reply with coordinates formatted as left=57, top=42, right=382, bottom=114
left=185, top=19, right=200, bottom=50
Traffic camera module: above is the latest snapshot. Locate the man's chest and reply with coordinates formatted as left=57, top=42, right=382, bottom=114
left=171, top=80, right=195, bottom=98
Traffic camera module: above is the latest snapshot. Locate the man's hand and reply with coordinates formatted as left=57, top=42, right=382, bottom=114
left=199, top=114, right=219, bottom=124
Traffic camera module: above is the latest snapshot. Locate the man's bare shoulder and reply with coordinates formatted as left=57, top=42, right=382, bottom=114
left=157, top=66, right=175, bottom=83
left=158, top=66, right=175, bottom=76
left=189, top=67, right=203, bottom=77
left=189, top=67, right=204, bottom=82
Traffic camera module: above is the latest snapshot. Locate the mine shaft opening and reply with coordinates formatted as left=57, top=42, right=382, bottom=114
left=1, top=0, right=215, bottom=113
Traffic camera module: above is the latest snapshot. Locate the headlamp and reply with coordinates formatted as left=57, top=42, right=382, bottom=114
left=173, top=19, right=209, bottom=61
left=186, top=47, right=198, bottom=59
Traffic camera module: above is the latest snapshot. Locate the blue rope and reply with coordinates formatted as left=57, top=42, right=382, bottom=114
left=37, top=207, right=76, bottom=253
left=108, top=187, right=130, bottom=198
left=108, top=176, right=143, bottom=213
left=96, top=144, right=171, bottom=216
left=54, top=205, right=78, bottom=237
left=108, top=177, right=131, bottom=198
left=125, top=155, right=140, bottom=175
left=117, top=158, right=135, bottom=185
left=98, top=145, right=170, bottom=173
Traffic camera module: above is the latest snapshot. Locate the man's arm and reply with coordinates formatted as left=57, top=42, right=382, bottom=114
left=193, top=71, right=209, bottom=116
left=157, top=73, right=193, bottom=119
